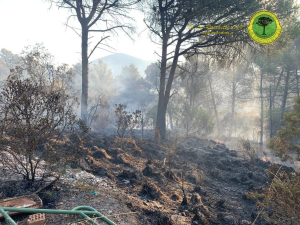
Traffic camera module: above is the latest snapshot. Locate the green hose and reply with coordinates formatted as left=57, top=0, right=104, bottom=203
left=0, top=206, right=117, bottom=225
left=72, top=206, right=117, bottom=225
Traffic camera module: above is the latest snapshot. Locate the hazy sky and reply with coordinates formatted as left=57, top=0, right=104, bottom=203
left=0, top=0, right=160, bottom=65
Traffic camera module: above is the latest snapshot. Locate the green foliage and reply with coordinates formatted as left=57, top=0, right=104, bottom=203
left=246, top=165, right=300, bottom=224
left=250, top=96, right=300, bottom=224
left=268, top=96, right=300, bottom=161
left=177, top=101, right=214, bottom=137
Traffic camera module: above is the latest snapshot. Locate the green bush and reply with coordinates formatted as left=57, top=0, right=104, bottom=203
left=268, top=96, right=300, bottom=161
left=246, top=165, right=300, bottom=224
left=178, top=102, right=214, bottom=137
left=246, top=97, right=300, bottom=224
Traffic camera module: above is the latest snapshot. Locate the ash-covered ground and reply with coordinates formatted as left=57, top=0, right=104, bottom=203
left=0, top=133, right=296, bottom=225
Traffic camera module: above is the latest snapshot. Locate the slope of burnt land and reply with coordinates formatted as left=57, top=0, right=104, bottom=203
left=75, top=135, right=289, bottom=225
left=0, top=134, right=294, bottom=224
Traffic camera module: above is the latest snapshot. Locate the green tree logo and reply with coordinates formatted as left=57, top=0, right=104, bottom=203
left=256, top=17, right=273, bottom=35
left=247, top=10, right=282, bottom=45
left=253, top=15, right=276, bottom=38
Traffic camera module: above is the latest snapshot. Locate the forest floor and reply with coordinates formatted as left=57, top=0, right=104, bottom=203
left=0, top=133, right=297, bottom=225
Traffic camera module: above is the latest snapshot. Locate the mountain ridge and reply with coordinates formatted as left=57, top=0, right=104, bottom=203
left=91, top=53, right=155, bottom=78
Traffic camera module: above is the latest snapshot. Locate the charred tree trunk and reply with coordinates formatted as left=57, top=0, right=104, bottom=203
left=260, top=72, right=264, bottom=148
left=155, top=36, right=168, bottom=140
left=280, top=69, right=290, bottom=123
left=169, top=110, right=174, bottom=130
left=296, top=66, right=299, bottom=97
left=272, top=68, right=284, bottom=109
left=229, top=80, right=236, bottom=138
left=208, top=73, right=220, bottom=136
left=269, top=85, right=273, bottom=138
left=156, top=38, right=180, bottom=140
left=141, top=113, right=144, bottom=137
left=81, top=26, right=89, bottom=124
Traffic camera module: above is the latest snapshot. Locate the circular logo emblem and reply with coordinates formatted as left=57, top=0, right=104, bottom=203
left=247, top=10, right=282, bottom=45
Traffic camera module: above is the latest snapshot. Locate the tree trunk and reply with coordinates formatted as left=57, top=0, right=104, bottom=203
left=229, top=80, right=236, bottom=138
left=272, top=68, right=284, bottom=109
left=156, top=102, right=168, bottom=139
left=260, top=72, right=264, bottom=148
left=269, top=85, right=273, bottom=138
left=208, top=73, right=220, bottom=136
left=296, top=66, right=299, bottom=97
left=156, top=39, right=180, bottom=140
left=81, top=26, right=89, bottom=124
left=155, top=36, right=168, bottom=140
left=141, top=114, right=144, bottom=137
left=280, top=69, right=290, bottom=122
left=169, top=110, right=174, bottom=130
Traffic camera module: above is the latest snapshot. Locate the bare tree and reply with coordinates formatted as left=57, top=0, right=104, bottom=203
left=47, top=0, right=141, bottom=124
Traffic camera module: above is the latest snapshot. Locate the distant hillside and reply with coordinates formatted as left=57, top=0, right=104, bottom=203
left=91, top=53, right=154, bottom=77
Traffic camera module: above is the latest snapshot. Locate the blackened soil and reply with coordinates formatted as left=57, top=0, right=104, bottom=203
left=1, top=134, right=295, bottom=225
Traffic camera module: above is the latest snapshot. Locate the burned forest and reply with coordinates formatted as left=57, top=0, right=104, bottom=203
left=0, top=0, right=300, bottom=224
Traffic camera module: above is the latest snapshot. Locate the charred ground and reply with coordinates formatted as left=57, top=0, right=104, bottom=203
left=0, top=133, right=295, bottom=225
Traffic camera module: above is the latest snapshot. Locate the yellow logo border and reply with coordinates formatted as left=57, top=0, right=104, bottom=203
left=247, top=10, right=282, bottom=45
